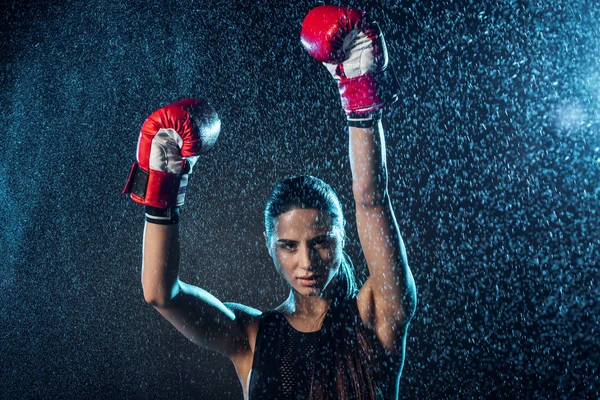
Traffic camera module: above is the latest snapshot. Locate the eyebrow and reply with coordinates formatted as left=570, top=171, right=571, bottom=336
left=276, top=234, right=331, bottom=244
left=276, top=239, right=297, bottom=244
left=310, top=234, right=330, bottom=243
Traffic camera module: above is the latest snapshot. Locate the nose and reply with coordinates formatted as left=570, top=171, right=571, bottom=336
left=299, top=246, right=316, bottom=271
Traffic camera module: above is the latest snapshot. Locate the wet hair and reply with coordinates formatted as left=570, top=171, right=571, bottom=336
left=264, top=175, right=381, bottom=400
left=264, top=175, right=357, bottom=299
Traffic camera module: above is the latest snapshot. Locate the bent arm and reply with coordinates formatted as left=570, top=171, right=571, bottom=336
left=351, top=121, right=417, bottom=349
left=142, top=222, right=257, bottom=360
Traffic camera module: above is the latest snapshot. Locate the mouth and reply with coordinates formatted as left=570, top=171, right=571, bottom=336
left=297, top=276, right=320, bottom=287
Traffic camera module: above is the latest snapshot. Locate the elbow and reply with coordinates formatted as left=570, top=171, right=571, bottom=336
left=353, top=188, right=389, bottom=209
left=352, top=177, right=389, bottom=209
left=142, top=289, right=169, bottom=308
left=142, top=280, right=179, bottom=308
left=143, top=293, right=168, bottom=308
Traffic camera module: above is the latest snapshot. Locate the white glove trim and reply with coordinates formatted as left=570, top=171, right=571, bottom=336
left=149, top=128, right=184, bottom=174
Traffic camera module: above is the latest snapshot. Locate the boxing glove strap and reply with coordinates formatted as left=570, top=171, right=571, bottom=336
left=145, top=206, right=180, bottom=225
left=123, top=162, right=149, bottom=199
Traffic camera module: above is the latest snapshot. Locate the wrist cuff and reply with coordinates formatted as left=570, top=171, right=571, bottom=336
left=347, top=110, right=382, bottom=128
left=145, top=206, right=180, bottom=225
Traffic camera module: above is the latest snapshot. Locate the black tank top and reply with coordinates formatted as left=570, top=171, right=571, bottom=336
left=248, top=301, right=393, bottom=400
left=248, top=310, right=321, bottom=400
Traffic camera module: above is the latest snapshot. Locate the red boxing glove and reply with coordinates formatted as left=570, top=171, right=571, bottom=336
left=301, top=5, right=398, bottom=118
left=123, top=98, right=220, bottom=209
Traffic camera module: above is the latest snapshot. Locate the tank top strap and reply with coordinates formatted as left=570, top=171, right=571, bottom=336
left=248, top=310, right=286, bottom=399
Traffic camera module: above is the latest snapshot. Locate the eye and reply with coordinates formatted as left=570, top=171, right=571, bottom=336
left=313, top=237, right=332, bottom=249
left=278, top=241, right=297, bottom=251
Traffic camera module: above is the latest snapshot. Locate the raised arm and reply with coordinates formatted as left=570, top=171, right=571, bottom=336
left=142, top=221, right=258, bottom=359
left=349, top=121, right=416, bottom=348
left=301, top=5, right=416, bottom=352
left=123, top=99, right=257, bottom=361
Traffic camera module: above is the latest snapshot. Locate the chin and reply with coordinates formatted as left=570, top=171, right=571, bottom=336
left=296, top=285, right=323, bottom=297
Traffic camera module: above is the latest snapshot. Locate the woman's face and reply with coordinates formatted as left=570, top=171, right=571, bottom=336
left=268, top=208, right=343, bottom=297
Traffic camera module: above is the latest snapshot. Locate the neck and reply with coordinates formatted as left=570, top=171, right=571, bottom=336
left=283, top=290, right=331, bottom=318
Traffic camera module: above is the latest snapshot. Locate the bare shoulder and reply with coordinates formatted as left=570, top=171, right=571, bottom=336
left=223, top=302, right=262, bottom=354
left=222, top=302, right=262, bottom=388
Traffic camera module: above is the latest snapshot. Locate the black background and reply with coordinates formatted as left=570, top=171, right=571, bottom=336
left=1, top=0, right=599, bottom=398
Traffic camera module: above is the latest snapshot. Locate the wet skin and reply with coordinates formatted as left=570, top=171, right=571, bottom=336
left=269, top=208, right=342, bottom=300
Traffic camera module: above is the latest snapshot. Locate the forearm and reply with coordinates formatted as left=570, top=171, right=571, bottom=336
left=142, top=222, right=181, bottom=306
left=349, top=121, right=388, bottom=207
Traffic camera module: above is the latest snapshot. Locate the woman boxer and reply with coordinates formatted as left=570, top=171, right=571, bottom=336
left=124, top=5, right=416, bottom=399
